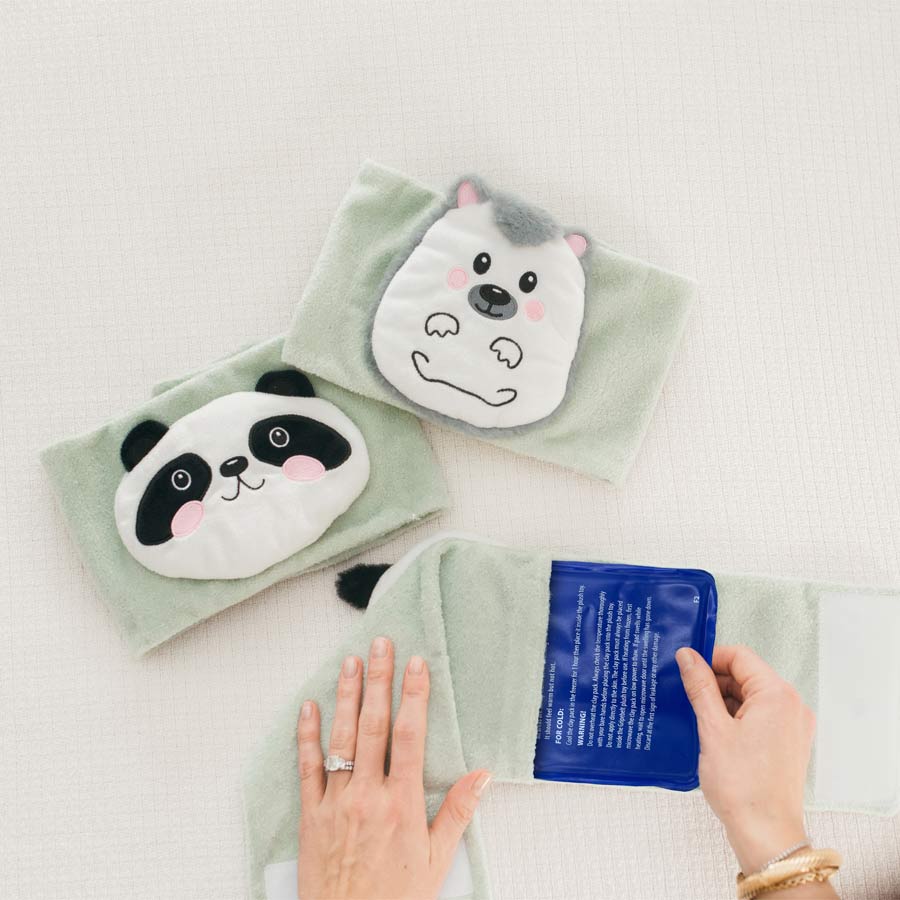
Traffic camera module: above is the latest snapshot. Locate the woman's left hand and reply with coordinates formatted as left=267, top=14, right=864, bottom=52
left=296, top=635, right=492, bottom=900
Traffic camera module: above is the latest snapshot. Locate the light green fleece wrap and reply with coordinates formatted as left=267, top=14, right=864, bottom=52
left=282, top=162, right=696, bottom=485
left=243, top=538, right=547, bottom=900
left=243, top=536, right=900, bottom=900
left=40, top=337, right=448, bottom=656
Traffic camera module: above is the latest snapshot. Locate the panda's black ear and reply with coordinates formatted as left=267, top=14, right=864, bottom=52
left=336, top=563, right=391, bottom=610
left=255, top=369, right=315, bottom=398
left=120, top=420, right=168, bottom=471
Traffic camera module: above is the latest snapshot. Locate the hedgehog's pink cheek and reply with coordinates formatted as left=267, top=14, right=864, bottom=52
left=525, top=299, right=545, bottom=322
left=171, top=500, right=204, bottom=538
left=283, top=455, right=326, bottom=482
left=447, top=267, right=468, bottom=290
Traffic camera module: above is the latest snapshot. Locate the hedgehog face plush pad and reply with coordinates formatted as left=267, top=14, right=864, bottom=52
left=371, top=180, right=589, bottom=428
left=115, top=371, right=370, bottom=580
left=283, top=162, right=697, bottom=484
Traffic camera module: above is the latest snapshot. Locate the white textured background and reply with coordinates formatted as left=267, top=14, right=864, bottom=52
left=2, top=2, right=899, bottom=898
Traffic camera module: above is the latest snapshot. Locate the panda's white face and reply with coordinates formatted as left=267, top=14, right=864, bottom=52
left=114, top=372, right=369, bottom=580
left=371, top=181, right=588, bottom=429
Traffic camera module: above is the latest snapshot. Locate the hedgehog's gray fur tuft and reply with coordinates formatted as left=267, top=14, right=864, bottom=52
left=490, top=190, right=561, bottom=246
left=450, top=175, right=561, bottom=246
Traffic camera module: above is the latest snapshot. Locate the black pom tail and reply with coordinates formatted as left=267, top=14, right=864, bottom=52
left=336, top=563, right=391, bottom=610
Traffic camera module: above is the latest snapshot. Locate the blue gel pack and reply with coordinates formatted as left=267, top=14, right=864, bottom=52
left=534, top=561, right=717, bottom=791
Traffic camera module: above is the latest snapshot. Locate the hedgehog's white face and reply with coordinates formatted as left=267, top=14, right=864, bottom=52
left=114, top=370, right=369, bottom=580
left=371, top=180, right=588, bottom=429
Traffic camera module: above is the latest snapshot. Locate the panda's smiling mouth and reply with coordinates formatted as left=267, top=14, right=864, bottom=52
left=221, top=474, right=266, bottom=502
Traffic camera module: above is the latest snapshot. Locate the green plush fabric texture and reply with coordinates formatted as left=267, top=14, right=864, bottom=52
left=282, top=161, right=696, bottom=484
left=243, top=538, right=550, bottom=900
left=244, top=536, right=897, bottom=899
left=40, top=337, right=448, bottom=656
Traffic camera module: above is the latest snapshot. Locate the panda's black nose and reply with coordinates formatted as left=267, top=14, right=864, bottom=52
left=219, top=455, right=248, bottom=478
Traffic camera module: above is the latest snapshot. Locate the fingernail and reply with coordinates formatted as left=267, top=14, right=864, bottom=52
left=675, top=647, right=695, bottom=670
left=408, top=655, right=424, bottom=674
left=342, top=655, right=358, bottom=677
left=473, top=772, right=493, bottom=797
left=372, top=636, right=389, bottom=658
left=300, top=701, right=313, bottom=720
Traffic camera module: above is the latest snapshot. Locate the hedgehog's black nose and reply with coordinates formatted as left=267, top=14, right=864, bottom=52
left=220, top=455, right=248, bottom=478
left=479, top=284, right=512, bottom=306
left=468, top=283, right=518, bottom=320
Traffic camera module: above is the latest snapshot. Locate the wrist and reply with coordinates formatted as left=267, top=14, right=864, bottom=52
left=724, top=813, right=808, bottom=874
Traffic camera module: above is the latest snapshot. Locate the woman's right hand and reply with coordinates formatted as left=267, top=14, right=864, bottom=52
left=675, top=644, right=817, bottom=876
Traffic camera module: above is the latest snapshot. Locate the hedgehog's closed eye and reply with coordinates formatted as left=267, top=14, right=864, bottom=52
left=269, top=426, right=290, bottom=448
left=473, top=252, right=491, bottom=275
left=519, top=271, right=537, bottom=293
left=171, top=469, right=192, bottom=491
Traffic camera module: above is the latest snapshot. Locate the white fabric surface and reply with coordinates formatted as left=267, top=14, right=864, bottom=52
left=2, top=2, right=899, bottom=898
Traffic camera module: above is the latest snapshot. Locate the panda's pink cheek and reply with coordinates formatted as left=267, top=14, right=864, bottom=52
left=525, top=299, right=545, bottom=321
left=171, top=500, right=204, bottom=538
left=283, top=455, right=326, bottom=482
left=447, top=267, right=468, bottom=290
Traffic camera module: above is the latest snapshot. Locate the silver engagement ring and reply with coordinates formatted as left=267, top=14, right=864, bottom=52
left=323, top=754, right=354, bottom=773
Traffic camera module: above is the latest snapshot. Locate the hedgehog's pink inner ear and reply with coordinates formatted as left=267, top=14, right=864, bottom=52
left=565, top=233, right=588, bottom=258
left=457, top=181, right=480, bottom=207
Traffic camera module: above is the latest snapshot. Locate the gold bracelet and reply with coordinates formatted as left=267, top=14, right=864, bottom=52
left=736, top=848, right=842, bottom=899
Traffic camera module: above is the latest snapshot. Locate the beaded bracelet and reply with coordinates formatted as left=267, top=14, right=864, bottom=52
left=759, top=840, right=810, bottom=871
left=736, top=848, right=842, bottom=899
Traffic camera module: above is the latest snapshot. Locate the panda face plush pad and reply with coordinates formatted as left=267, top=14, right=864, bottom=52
left=114, top=370, right=370, bottom=580
left=371, top=179, right=589, bottom=428
left=41, top=337, right=448, bottom=654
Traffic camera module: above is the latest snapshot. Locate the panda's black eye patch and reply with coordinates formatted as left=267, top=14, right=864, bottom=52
left=135, top=453, right=212, bottom=546
left=473, top=252, right=491, bottom=275
left=250, top=415, right=352, bottom=470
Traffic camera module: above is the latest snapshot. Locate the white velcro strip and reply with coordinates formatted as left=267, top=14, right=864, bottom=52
left=814, top=592, right=900, bottom=813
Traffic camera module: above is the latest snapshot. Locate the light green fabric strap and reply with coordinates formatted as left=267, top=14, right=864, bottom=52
left=244, top=536, right=900, bottom=898
left=282, top=161, right=696, bottom=484
left=40, top=337, right=448, bottom=656
left=243, top=538, right=549, bottom=899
